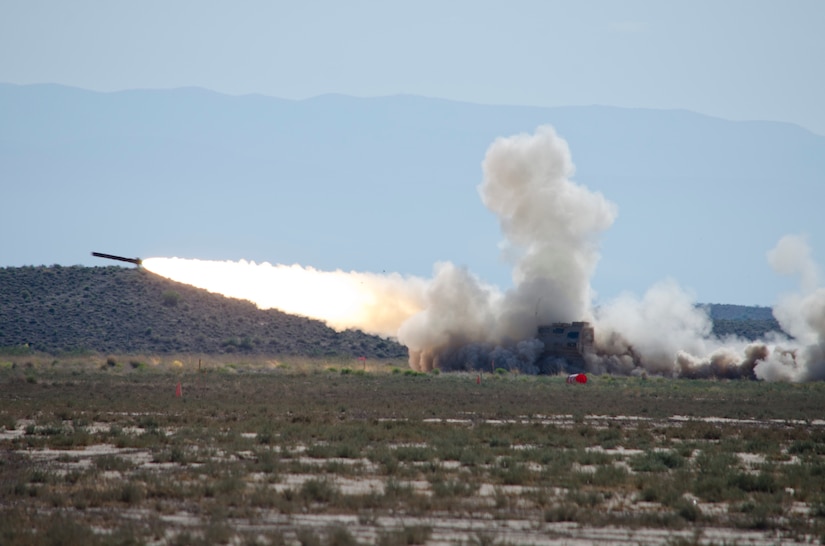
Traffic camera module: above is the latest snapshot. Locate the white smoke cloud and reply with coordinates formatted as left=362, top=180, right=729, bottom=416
left=396, top=126, right=618, bottom=371
left=588, top=234, right=825, bottom=382
left=767, top=234, right=820, bottom=294
left=754, top=235, right=825, bottom=381
left=593, top=280, right=713, bottom=374
left=397, top=262, right=502, bottom=371
left=590, top=280, right=769, bottom=380
left=480, top=126, right=617, bottom=332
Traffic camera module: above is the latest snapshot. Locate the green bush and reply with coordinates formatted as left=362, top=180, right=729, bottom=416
left=630, top=450, right=685, bottom=472
left=327, top=525, right=359, bottom=546
left=161, top=290, right=181, bottom=307
left=544, top=502, right=580, bottom=522
left=431, top=478, right=478, bottom=498
left=300, top=478, right=338, bottom=504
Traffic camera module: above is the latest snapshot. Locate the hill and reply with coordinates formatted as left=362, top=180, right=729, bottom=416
left=0, top=265, right=406, bottom=359
left=709, top=317, right=784, bottom=341
left=701, top=303, right=783, bottom=340
left=703, top=303, right=775, bottom=321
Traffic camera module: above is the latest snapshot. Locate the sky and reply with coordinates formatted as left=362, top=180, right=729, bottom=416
left=2, top=0, right=824, bottom=309
left=1, top=1, right=824, bottom=135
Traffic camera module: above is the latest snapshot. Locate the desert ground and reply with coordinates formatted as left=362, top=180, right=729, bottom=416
left=2, top=355, right=825, bottom=545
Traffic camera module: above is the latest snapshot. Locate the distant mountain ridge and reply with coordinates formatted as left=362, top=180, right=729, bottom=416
left=2, top=83, right=823, bottom=306
left=699, top=304, right=782, bottom=340
left=702, top=303, right=775, bottom=321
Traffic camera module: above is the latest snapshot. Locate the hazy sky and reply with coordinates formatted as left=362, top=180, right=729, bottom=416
left=3, top=1, right=825, bottom=309
left=2, top=1, right=824, bottom=135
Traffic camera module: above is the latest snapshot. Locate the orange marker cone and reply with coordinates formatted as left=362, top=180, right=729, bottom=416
left=175, top=382, right=182, bottom=397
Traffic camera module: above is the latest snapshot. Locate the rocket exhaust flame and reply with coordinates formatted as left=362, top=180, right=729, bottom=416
left=142, top=126, right=825, bottom=381
left=141, top=258, right=427, bottom=338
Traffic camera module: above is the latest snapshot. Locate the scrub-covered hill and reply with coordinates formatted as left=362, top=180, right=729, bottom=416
left=0, top=265, right=406, bottom=359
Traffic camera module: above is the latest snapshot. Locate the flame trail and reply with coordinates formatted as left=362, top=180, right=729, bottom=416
left=141, top=258, right=427, bottom=338
left=142, top=126, right=825, bottom=381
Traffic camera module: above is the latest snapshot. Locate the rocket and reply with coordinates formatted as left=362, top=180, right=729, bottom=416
left=91, top=252, right=142, bottom=266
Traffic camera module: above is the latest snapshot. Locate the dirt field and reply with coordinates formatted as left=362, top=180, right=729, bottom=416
left=2, top=356, right=825, bottom=545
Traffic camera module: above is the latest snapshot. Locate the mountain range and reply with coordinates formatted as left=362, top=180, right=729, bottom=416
left=2, top=83, right=824, bottom=306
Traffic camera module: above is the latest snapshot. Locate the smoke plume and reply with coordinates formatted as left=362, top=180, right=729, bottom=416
left=397, top=126, right=617, bottom=371
left=589, top=280, right=764, bottom=380
left=754, top=235, right=825, bottom=381
left=142, top=126, right=825, bottom=381
left=583, top=234, right=825, bottom=382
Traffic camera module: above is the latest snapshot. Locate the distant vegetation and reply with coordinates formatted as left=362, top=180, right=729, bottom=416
left=703, top=303, right=775, bottom=321
left=701, top=303, right=785, bottom=340
left=0, top=266, right=784, bottom=359
left=711, top=319, right=786, bottom=341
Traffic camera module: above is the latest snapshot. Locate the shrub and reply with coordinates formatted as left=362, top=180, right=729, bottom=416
left=161, top=290, right=181, bottom=307
left=378, top=525, right=432, bottom=546
left=544, top=502, right=580, bottom=522
left=120, top=483, right=145, bottom=505
left=41, top=515, right=97, bottom=545
left=630, top=450, right=685, bottom=472
left=300, top=478, right=338, bottom=504
left=95, top=454, right=133, bottom=472
left=327, top=525, right=359, bottom=546
left=567, top=489, right=604, bottom=508
left=431, top=478, right=478, bottom=498
left=494, top=460, right=531, bottom=486
left=728, top=471, right=778, bottom=494
left=693, top=475, right=740, bottom=503
left=296, top=528, right=322, bottom=546
left=0, top=414, right=16, bottom=430
left=383, top=480, right=415, bottom=502
left=394, top=446, right=434, bottom=463
left=674, top=498, right=701, bottom=522
left=590, top=464, right=630, bottom=488
left=169, top=446, right=187, bottom=464
left=258, top=426, right=274, bottom=445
